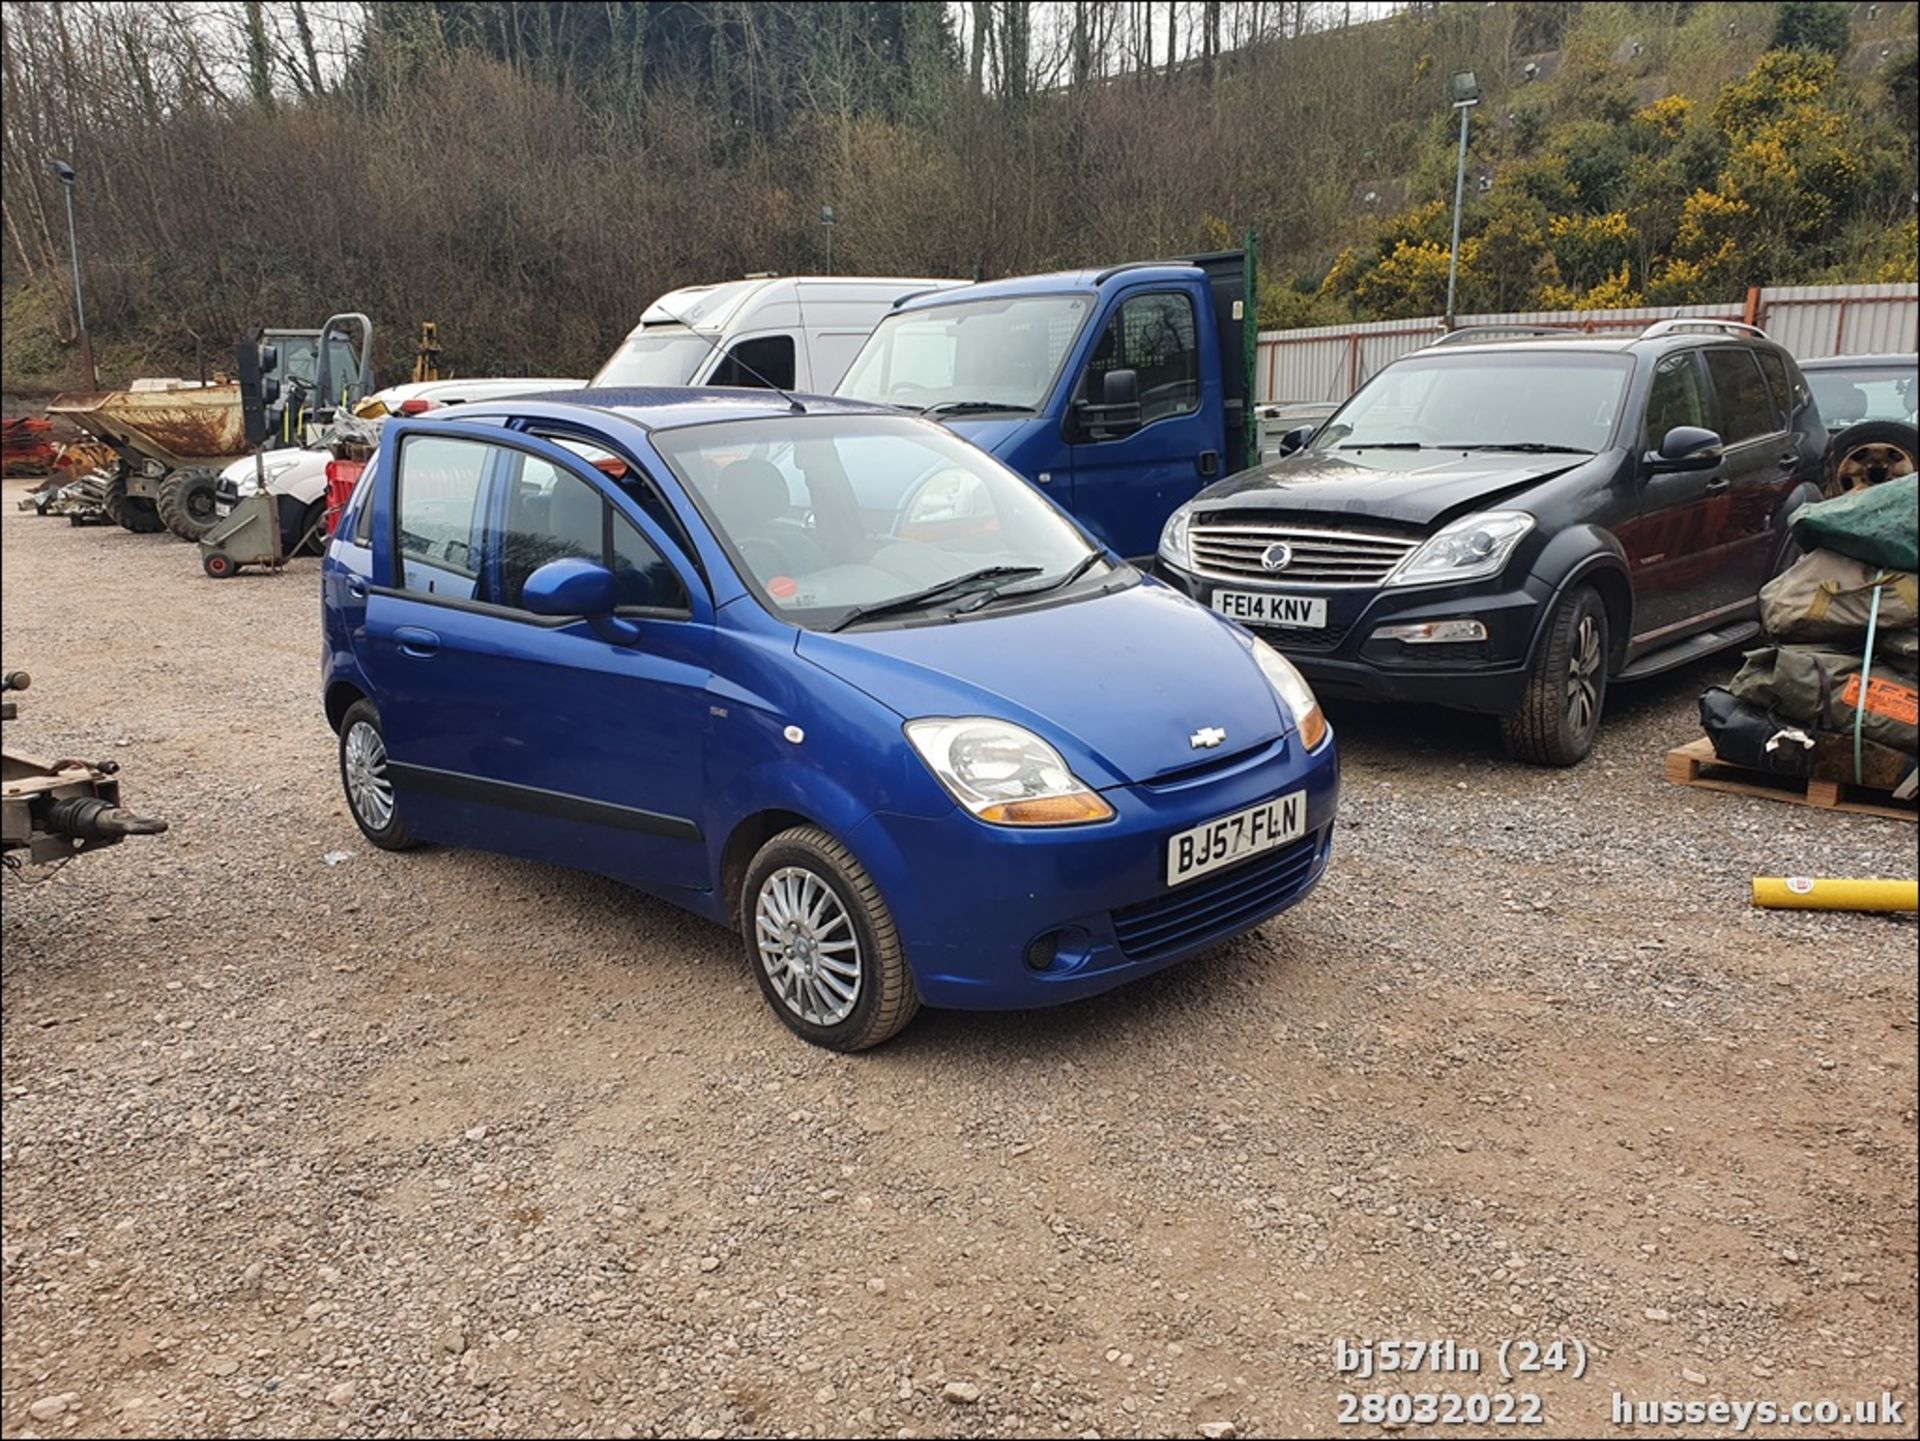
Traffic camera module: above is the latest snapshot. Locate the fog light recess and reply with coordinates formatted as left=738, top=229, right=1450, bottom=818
left=1373, top=618, right=1489, bottom=644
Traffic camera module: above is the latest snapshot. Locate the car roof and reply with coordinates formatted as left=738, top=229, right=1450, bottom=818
left=424, top=385, right=901, bottom=433
left=1799, top=353, right=1917, bottom=369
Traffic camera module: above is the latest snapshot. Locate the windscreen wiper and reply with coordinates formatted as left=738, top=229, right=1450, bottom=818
left=952, top=552, right=1109, bottom=613
left=827, top=566, right=1043, bottom=632
left=1336, top=441, right=1426, bottom=450
left=1443, top=442, right=1595, bottom=454
left=924, top=400, right=1037, bottom=417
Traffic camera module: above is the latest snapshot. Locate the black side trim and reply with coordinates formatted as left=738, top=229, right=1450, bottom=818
left=386, top=761, right=702, bottom=841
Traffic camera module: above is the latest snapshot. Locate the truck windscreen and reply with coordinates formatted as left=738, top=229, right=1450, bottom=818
left=839, top=294, right=1092, bottom=414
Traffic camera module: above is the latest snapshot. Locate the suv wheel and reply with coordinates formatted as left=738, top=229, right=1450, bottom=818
left=339, top=699, right=419, bottom=850
left=741, top=826, right=918, bottom=1051
left=1500, top=585, right=1608, bottom=767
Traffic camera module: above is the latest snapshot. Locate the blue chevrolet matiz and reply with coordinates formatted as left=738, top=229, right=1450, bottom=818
left=321, top=389, right=1339, bottom=1049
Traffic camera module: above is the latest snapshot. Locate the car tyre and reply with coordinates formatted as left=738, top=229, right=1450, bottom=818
left=1824, top=420, right=1917, bottom=497
left=339, top=699, right=419, bottom=851
left=296, top=498, right=328, bottom=556
left=1499, top=584, right=1608, bottom=767
left=741, top=826, right=918, bottom=1052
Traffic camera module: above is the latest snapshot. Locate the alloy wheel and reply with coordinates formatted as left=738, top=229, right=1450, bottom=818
left=343, top=720, right=395, bottom=831
left=754, top=865, right=862, bottom=1026
left=1565, top=613, right=1602, bottom=738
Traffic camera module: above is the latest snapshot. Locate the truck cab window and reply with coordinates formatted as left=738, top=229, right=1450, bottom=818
left=1082, top=292, right=1200, bottom=431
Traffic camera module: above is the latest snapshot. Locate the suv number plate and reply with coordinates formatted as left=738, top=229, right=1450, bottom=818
left=1211, top=591, right=1327, bottom=629
left=1166, top=791, right=1305, bottom=887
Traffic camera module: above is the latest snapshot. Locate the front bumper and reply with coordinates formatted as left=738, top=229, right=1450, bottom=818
left=853, top=729, right=1340, bottom=1010
left=1154, top=559, right=1552, bottom=716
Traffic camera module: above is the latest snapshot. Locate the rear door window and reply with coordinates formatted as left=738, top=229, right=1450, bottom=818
left=394, top=435, right=490, bottom=598
left=1702, top=348, right=1780, bottom=443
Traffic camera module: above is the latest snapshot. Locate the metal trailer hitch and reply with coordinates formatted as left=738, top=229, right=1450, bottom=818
left=2, top=672, right=168, bottom=867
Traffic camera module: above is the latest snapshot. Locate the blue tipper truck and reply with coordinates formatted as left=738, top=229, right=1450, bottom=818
left=835, top=243, right=1260, bottom=562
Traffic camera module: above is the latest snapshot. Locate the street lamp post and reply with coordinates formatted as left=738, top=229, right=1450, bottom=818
left=49, top=159, right=98, bottom=390
left=1444, top=70, right=1481, bottom=332
left=820, top=205, right=836, bottom=276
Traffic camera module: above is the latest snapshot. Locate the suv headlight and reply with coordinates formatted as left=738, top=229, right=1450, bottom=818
left=1158, top=504, right=1194, bottom=568
left=1251, top=641, right=1328, bottom=750
left=904, top=718, right=1114, bottom=826
left=1387, top=510, right=1535, bottom=587
left=230, top=454, right=304, bottom=497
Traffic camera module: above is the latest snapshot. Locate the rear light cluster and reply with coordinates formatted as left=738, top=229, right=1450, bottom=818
left=397, top=398, right=440, bottom=415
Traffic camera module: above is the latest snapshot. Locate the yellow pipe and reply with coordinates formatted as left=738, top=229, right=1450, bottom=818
left=1752, top=877, right=1918, bottom=912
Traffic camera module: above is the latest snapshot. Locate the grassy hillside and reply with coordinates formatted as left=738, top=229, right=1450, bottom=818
left=1, top=1, right=1913, bottom=389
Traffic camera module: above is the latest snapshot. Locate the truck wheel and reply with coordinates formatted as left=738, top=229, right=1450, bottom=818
left=102, top=468, right=166, bottom=534
left=155, top=466, right=222, bottom=542
left=339, top=700, right=419, bottom=852
left=741, top=826, right=919, bottom=1052
left=1499, top=585, right=1608, bottom=767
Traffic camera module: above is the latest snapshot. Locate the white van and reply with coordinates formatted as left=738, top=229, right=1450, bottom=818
left=590, top=275, right=964, bottom=394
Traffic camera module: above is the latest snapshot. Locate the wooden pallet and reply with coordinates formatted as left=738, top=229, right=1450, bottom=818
left=1665, top=738, right=1917, bottom=823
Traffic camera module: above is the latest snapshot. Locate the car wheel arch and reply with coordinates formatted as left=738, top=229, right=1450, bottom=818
left=720, top=808, right=825, bottom=927
left=325, top=680, right=368, bottom=734
left=1524, top=548, right=1633, bottom=676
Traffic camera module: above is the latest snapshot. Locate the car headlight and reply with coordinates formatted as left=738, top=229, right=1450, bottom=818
left=232, top=456, right=303, bottom=496
left=1251, top=640, right=1329, bottom=750
left=904, top=718, right=1114, bottom=826
left=1387, top=510, right=1534, bottom=587
left=1158, top=504, right=1194, bottom=568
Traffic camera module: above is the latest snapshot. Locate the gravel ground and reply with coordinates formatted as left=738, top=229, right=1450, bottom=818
left=3, top=479, right=1915, bottom=1439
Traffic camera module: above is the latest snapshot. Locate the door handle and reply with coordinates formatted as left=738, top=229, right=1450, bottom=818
left=395, top=626, right=440, bottom=658
left=1196, top=450, right=1221, bottom=477
left=1777, top=452, right=1800, bottom=470
left=1704, top=476, right=1731, bottom=494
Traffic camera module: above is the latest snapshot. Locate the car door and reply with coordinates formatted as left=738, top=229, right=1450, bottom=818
left=1620, top=348, right=1745, bottom=640
left=1700, top=345, right=1794, bottom=597
left=1066, top=288, right=1220, bottom=561
left=364, top=423, right=714, bottom=892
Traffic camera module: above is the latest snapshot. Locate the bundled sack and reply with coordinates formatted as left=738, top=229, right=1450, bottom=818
left=1698, top=687, right=1817, bottom=777
left=1759, top=549, right=1919, bottom=661
left=1789, top=474, right=1918, bottom=574
left=1726, top=646, right=1918, bottom=755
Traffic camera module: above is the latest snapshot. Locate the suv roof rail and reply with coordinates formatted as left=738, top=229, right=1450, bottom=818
left=1427, top=323, right=1582, bottom=347
left=1640, top=317, right=1769, bottom=341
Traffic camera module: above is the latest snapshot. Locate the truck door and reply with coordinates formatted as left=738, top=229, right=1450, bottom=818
left=1065, top=286, right=1224, bottom=560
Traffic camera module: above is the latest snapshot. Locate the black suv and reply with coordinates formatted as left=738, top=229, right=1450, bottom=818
left=1154, top=320, right=1828, bottom=765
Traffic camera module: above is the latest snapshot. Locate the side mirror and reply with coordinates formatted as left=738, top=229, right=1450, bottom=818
left=522, top=558, right=640, bottom=644
left=1277, top=424, right=1315, bottom=458
left=1076, top=367, right=1142, bottom=437
left=1644, top=425, right=1723, bottom=473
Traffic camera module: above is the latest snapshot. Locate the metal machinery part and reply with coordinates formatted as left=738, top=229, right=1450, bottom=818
left=2, top=672, right=167, bottom=867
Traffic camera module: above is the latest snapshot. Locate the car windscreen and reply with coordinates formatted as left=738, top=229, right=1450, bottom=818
left=1806, top=362, right=1918, bottom=428
left=650, top=413, right=1109, bottom=631
left=1311, top=352, right=1634, bottom=455
left=590, top=331, right=713, bottom=388
left=837, top=294, right=1092, bottom=415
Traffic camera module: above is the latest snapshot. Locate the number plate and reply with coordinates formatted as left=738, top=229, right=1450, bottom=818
left=1166, top=791, right=1306, bottom=887
left=1210, top=590, right=1328, bottom=629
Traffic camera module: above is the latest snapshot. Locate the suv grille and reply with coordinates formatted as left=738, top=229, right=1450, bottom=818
left=1188, top=522, right=1418, bottom=587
